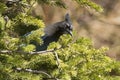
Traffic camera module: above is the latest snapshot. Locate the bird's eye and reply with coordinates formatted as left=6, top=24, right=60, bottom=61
left=65, top=23, right=70, bottom=28
left=65, top=24, right=73, bottom=31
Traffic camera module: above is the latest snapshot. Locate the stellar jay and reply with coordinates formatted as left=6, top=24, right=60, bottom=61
left=24, top=13, right=73, bottom=51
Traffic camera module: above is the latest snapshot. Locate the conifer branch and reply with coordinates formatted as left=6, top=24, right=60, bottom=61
left=53, top=51, right=62, bottom=73
left=0, top=50, right=52, bottom=54
left=53, top=51, right=60, bottom=67
left=0, top=47, right=62, bottom=55
left=14, top=67, right=59, bottom=80
left=14, top=67, right=58, bottom=79
left=0, top=50, right=13, bottom=55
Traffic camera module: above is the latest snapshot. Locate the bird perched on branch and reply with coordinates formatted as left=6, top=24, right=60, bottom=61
left=24, top=13, right=73, bottom=51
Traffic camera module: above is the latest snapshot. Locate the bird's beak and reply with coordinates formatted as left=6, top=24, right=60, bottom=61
left=66, top=30, right=73, bottom=36
left=69, top=30, right=73, bottom=36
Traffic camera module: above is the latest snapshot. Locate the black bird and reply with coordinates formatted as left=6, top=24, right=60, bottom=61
left=24, top=13, right=73, bottom=51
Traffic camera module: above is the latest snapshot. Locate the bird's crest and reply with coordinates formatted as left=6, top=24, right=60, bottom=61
left=65, top=13, right=70, bottom=21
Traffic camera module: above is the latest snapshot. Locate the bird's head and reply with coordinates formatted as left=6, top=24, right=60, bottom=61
left=45, top=13, right=73, bottom=37
left=58, top=13, right=73, bottom=36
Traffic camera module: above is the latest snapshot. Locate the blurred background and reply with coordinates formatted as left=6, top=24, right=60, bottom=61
left=32, top=0, right=120, bottom=60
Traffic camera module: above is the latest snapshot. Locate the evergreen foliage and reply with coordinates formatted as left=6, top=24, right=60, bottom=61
left=0, top=0, right=120, bottom=80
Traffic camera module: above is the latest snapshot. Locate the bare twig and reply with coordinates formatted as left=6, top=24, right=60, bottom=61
left=14, top=67, right=58, bottom=80
left=0, top=49, right=53, bottom=55
left=53, top=51, right=60, bottom=67
left=0, top=47, right=62, bottom=55
left=0, top=50, right=13, bottom=55
left=15, top=67, right=51, bottom=77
